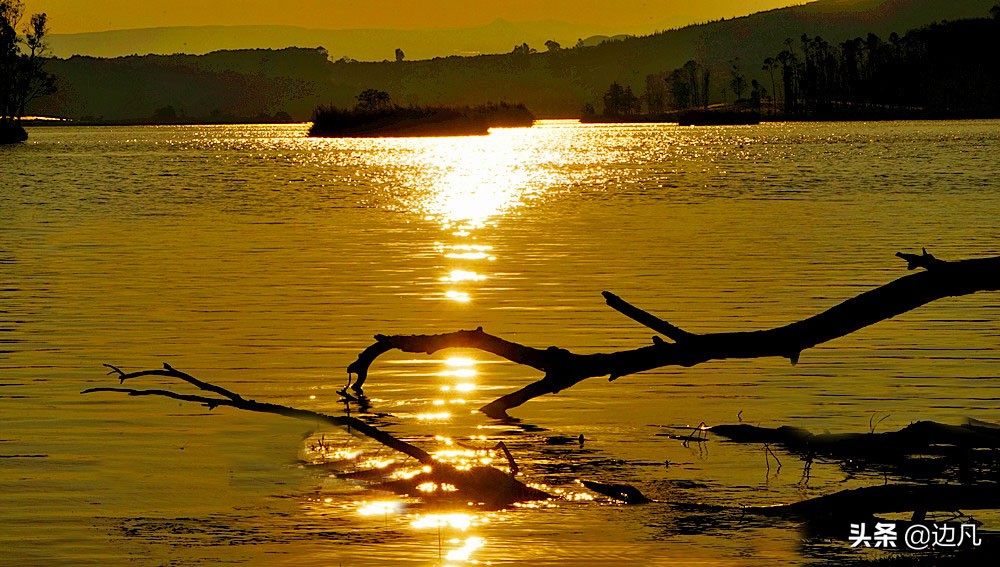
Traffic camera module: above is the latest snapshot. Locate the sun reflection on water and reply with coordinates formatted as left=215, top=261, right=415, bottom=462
left=300, top=127, right=585, bottom=564
left=416, top=411, right=453, bottom=421
left=444, top=290, right=471, bottom=303
left=389, top=128, right=567, bottom=303
left=442, top=269, right=486, bottom=283
left=445, top=536, right=485, bottom=562
left=410, top=512, right=476, bottom=531
left=435, top=356, right=479, bottom=406
left=410, top=133, right=544, bottom=229
left=357, top=500, right=401, bottom=517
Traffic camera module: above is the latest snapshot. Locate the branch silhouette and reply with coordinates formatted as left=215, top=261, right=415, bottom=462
left=87, top=363, right=432, bottom=463
left=83, top=364, right=552, bottom=508
left=347, top=250, right=1000, bottom=418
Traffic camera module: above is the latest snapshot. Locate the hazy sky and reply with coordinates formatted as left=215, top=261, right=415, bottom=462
left=24, top=0, right=807, bottom=34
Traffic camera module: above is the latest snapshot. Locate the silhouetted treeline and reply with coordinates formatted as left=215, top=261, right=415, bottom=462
left=605, top=7, right=1000, bottom=122
left=764, top=11, right=1000, bottom=119
left=29, top=47, right=328, bottom=122
left=309, top=90, right=534, bottom=137
left=600, top=82, right=641, bottom=117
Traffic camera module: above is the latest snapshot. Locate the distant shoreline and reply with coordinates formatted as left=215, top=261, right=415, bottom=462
left=19, top=112, right=1000, bottom=130
left=20, top=117, right=303, bottom=127
left=580, top=106, right=1000, bottom=126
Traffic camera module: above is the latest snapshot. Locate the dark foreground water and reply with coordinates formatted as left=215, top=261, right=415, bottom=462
left=1, top=120, right=998, bottom=565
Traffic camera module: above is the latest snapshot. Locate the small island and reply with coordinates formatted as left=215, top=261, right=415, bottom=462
left=308, top=89, right=535, bottom=138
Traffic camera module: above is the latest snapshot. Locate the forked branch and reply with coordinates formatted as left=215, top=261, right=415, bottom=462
left=347, top=251, right=1000, bottom=418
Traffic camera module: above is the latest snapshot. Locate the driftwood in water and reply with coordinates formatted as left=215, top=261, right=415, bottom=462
left=348, top=250, right=1000, bottom=418
left=580, top=479, right=652, bottom=504
left=82, top=364, right=550, bottom=508
left=704, top=419, right=1000, bottom=481
left=378, top=464, right=549, bottom=510
left=706, top=419, right=1000, bottom=524
left=746, top=483, right=1000, bottom=521
left=710, top=419, right=1000, bottom=458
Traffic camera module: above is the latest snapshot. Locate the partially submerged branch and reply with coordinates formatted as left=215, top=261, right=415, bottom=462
left=684, top=418, right=1000, bottom=523
left=709, top=419, right=1000, bottom=458
left=89, top=363, right=432, bottom=463
left=746, top=483, right=1000, bottom=520
left=84, top=364, right=552, bottom=508
left=348, top=251, right=1000, bottom=418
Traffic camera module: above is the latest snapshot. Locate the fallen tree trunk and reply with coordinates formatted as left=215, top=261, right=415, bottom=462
left=347, top=250, right=1000, bottom=418
left=83, top=364, right=551, bottom=508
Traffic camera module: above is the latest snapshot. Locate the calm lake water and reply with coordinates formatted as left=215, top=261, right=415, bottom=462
left=2, top=120, right=998, bottom=565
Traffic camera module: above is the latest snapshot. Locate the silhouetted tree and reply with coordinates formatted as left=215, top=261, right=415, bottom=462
left=762, top=56, right=779, bottom=113
left=511, top=43, right=536, bottom=56
left=749, top=79, right=764, bottom=111
left=728, top=58, right=746, bottom=100
left=544, top=39, right=561, bottom=52
left=700, top=67, right=711, bottom=108
left=683, top=60, right=701, bottom=107
left=666, top=68, right=691, bottom=110
left=644, top=73, right=666, bottom=114
left=601, top=82, right=640, bottom=116
left=797, top=34, right=839, bottom=112
left=1, top=0, right=55, bottom=140
left=394, top=48, right=405, bottom=62
left=356, top=88, right=392, bottom=111
left=0, top=1, right=18, bottom=126
left=664, top=60, right=710, bottom=110
left=624, top=85, right=640, bottom=115
left=839, top=37, right=863, bottom=103
left=776, top=40, right=800, bottom=113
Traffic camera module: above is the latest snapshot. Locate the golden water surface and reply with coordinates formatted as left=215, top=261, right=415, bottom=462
left=1, top=120, right=998, bottom=565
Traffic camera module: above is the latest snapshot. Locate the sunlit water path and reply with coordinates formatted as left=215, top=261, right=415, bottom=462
left=2, top=120, right=998, bottom=564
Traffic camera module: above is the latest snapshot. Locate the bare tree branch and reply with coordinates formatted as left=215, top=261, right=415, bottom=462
left=88, top=363, right=432, bottom=463
left=83, top=364, right=553, bottom=508
left=601, top=291, right=694, bottom=341
left=347, top=251, right=1000, bottom=418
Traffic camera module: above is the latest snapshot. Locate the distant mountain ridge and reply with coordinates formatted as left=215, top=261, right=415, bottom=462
left=44, top=1, right=997, bottom=62
left=45, top=19, right=617, bottom=61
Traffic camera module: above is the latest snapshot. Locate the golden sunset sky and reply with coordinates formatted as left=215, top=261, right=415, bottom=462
left=24, top=0, right=806, bottom=34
